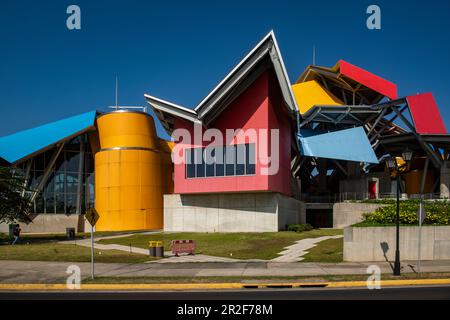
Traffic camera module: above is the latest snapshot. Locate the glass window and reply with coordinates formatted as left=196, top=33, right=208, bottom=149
left=186, top=149, right=195, bottom=178
left=54, top=172, right=65, bottom=194
left=66, top=172, right=79, bottom=193
left=45, top=195, right=55, bottom=214
left=235, top=144, right=246, bottom=176
left=185, top=143, right=256, bottom=178
left=246, top=143, right=256, bottom=175
left=194, top=148, right=205, bottom=178
left=25, top=133, right=95, bottom=215
left=31, top=171, right=44, bottom=189
left=55, top=194, right=66, bottom=214
left=205, top=147, right=215, bottom=177
left=215, top=146, right=224, bottom=177
left=52, top=155, right=64, bottom=173
left=44, top=172, right=55, bottom=194
left=225, top=145, right=235, bottom=176
left=65, top=151, right=80, bottom=172
left=66, top=194, right=78, bottom=214
left=87, top=191, right=95, bottom=209
left=34, top=196, right=44, bottom=213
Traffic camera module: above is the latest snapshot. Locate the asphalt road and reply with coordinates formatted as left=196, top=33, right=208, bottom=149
left=1, top=285, right=449, bottom=300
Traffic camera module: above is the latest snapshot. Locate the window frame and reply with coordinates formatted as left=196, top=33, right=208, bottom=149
left=185, top=143, right=256, bottom=179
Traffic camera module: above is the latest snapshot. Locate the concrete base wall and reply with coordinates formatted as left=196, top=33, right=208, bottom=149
left=0, top=214, right=85, bottom=234
left=344, top=226, right=450, bottom=261
left=163, top=192, right=306, bottom=232
left=333, top=202, right=385, bottom=229
left=440, top=161, right=450, bottom=199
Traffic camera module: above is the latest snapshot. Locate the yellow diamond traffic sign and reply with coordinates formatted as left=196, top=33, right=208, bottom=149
left=85, top=207, right=100, bottom=226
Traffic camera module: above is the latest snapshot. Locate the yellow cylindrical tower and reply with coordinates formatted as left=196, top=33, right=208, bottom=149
left=94, top=110, right=172, bottom=231
left=96, top=110, right=159, bottom=150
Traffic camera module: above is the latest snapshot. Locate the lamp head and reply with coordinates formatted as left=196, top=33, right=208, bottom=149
left=387, top=158, right=396, bottom=170
left=402, top=148, right=413, bottom=162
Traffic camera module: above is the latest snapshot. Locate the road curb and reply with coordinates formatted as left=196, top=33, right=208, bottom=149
left=328, top=278, right=450, bottom=288
left=1, top=279, right=449, bottom=291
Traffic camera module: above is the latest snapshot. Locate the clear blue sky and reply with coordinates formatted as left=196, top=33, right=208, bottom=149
left=1, top=0, right=450, bottom=140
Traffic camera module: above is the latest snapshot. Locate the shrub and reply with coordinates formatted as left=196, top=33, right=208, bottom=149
left=360, top=200, right=450, bottom=226
left=287, top=223, right=314, bottom=232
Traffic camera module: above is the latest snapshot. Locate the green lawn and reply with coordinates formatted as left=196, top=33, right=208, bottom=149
left=83, top=272, right=450, bottom=284
left=301, top=237, right=343, bottom=263
left=98, top=229, right=343, bottom=260
left=0, top=242, right=153, bottom=263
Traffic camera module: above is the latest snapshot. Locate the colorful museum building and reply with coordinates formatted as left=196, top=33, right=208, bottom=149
left=1, top=31, right=450, bottom=233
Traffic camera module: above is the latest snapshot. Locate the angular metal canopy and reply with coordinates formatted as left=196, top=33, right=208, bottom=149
left=296, top=60, right=398, bottom=105
left=298, top=126, right=379, bottom=164
left=0, top=110, right=97, bottom=164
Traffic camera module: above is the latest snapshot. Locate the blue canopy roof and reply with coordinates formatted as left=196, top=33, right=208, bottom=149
left=298, top=127, right=379, bottom=164
left=0, top=110, right=97, bottom=164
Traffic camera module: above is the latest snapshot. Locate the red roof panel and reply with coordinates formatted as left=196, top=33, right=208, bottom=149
left=407, top=93, right=447, bottom=134
left=339, top=60, right=398, bottom=100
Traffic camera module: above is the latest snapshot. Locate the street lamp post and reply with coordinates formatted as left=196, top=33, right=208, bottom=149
left=394, top=168, right=401, bottom=275
left=387, top=148, right=413, bottom=276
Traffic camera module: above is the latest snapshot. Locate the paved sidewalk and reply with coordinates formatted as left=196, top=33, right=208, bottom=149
left=1, top=260, right=450, bottom=284
left=272, top=235, right=343, bottom=262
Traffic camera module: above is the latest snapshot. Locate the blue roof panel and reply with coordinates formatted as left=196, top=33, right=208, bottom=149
left=298, top=127, right=379, bottom=164
left=0, top=111, right=97, bottom=164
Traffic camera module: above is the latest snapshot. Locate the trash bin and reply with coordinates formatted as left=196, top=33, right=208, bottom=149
left=149, top=241, right=163, bottom=257
left=66, top=227, right=76, bottom=240
left=155, top=246, right=164, bottom=257
left=149, top=247, right=156, bottom=257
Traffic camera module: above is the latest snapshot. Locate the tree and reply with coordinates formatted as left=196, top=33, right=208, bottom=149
left=0, top=166, right=32, bottom=224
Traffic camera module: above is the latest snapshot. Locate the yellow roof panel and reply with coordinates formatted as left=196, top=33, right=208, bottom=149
left=292, top=80, right=344, bottom=114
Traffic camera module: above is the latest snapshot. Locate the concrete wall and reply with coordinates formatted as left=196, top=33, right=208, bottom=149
left=344, top=226, right=450, bottom=261
left=164, top=192, right=305, bottom=232
left=440, top=161, right=450, bottom=199
left=333, top=202, right=385, bottom=229
left=278, top=193, right=307, bottom=227
left=0, top=214, right=85, bottom=234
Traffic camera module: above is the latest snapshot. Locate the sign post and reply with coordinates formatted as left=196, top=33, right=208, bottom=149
left=416, top=201, right=425, bottom=274
left=85, top=207, right=100, bottom=280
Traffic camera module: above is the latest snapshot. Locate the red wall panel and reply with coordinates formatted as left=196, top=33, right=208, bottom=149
left=267, top=72, right=292, bottom=196
left=173, top=71, right=292, bottom=196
